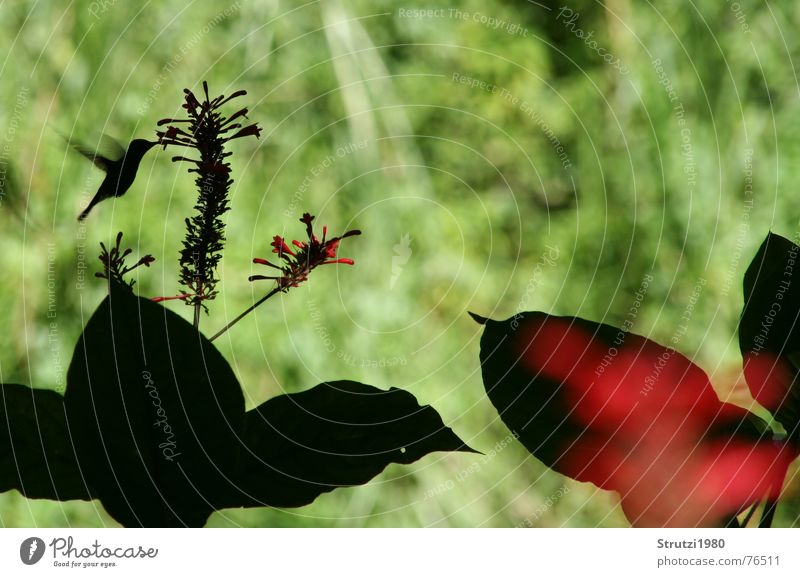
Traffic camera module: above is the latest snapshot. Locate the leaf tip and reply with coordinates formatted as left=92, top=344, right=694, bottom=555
left=468, top=311, right=489, bottom=325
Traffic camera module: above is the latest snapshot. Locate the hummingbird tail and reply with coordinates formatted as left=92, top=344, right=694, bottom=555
left=78, top=190, right=104, bottom=221
left=77, top=204, right=93, bottom=221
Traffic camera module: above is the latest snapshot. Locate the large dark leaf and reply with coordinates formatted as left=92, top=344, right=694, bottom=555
left=221, top=380, right=475, bottom=509
left=474, top=311, right=795, bottom=527
left=64, top=282, right=244, bottom=527
left=740, top=232, right=800, bottom=440
left=0, top=384, right=90, bottom=501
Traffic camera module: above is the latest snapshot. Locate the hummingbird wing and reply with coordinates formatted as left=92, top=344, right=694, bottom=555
left=95, top=133, right=126, bottom=159
left=66, top=133, right=126, bottom=172
left=69, top=143, right=113, bottom=171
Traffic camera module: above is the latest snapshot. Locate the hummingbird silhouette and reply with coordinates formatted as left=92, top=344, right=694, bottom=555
left=68, top=135, right=157, bottom=221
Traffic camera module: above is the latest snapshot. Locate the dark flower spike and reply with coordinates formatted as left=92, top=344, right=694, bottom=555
left=156, top=81, right=260, bottom=326
left=157, top=118, right=192, bottom=126
left=249, top=213, right=361, bottom=290
left=223, top=124, right=262, bottom=142
left=220, top=108, right=249, bottom=128
left=95, top=231, right=155, bottom=289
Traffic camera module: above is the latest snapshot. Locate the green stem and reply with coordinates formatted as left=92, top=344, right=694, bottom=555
left=208, top=286, right=282, bottom=342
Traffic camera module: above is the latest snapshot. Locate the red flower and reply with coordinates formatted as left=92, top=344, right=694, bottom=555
left=476, top=312, right=799, bottom=527
left=151, top=294, right=192, bottom=303
left=249, top=213, right=360, bottom=290
left=524, top=319, right=793, bottom=526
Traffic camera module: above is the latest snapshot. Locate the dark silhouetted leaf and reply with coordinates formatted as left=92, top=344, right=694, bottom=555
left=64, top=282, right=244, bottom=527
left=740, top=232, right=800, bottom=440
left=474, top=311, right=795, bottom=527
left=0, top=384, right=90, bottom=501
left=221, top=380, right=475, bottom=509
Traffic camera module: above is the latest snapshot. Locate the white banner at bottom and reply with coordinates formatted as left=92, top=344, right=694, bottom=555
left=0, top=529, right=797, bottom=576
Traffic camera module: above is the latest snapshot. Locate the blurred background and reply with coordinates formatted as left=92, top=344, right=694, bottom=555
left=1, top=0, right=799, bottom=527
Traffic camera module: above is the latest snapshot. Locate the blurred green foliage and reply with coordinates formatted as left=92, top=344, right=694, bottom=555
left=0, top=0, right=798, bottom=526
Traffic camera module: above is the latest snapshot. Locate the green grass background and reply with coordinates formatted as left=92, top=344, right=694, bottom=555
left=1, top=0, right=799, bottom=526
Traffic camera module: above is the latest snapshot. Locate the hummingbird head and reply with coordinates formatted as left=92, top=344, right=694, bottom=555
left=128, top=139, right=158, bottom=159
